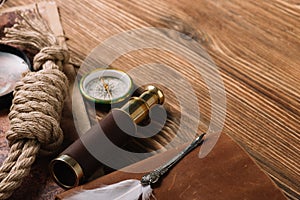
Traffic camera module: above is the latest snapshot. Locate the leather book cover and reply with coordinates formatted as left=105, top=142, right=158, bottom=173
left=57, top=133, right=287, bottom=200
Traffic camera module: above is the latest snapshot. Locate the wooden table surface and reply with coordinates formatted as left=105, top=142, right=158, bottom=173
left=2, top=0, right=300, bottom=199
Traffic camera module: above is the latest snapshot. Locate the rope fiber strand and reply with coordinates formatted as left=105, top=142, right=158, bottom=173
left=0, top=6, right=69, bottom=199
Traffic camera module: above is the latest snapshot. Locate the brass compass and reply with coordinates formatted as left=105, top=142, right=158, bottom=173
left=79, top=68, right=133, bottom=104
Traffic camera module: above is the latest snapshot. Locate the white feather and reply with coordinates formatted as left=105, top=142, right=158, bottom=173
left=64, top=179, right=154, bottom=200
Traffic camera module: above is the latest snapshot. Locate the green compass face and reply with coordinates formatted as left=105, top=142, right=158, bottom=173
left=80, top=69, right=133, bottom=104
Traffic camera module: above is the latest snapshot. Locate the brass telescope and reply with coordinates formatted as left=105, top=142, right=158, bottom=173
left=49, top=85, right=164, bottom=189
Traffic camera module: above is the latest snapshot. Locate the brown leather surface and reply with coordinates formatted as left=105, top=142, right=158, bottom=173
left=59, top=109, right=136, bottom=181
left=57, top=133, right=287, bottom=200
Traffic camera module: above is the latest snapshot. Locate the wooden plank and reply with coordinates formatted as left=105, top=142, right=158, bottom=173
left=2, top=0, right=300, bottom=199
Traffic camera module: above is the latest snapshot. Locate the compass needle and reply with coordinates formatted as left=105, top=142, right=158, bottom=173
left=100, top=77, right=113, bottom=100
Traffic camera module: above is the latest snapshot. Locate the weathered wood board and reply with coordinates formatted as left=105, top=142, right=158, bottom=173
left=1, top=0, right=300, bottom=199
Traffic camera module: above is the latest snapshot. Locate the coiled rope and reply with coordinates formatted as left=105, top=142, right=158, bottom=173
left=0, top=7, right=69, bottom=199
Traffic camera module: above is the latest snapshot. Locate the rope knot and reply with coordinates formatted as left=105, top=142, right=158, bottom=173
left=6, top=69, right=68, bottom=155
left=0, top=6, right=71, bottom=199
left=33, top=46, right=70, bottom=71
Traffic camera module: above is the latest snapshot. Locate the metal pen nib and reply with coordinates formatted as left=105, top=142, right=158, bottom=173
left=141, top=133, right=206, bottom=186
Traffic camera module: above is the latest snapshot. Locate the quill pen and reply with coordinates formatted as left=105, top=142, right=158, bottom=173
left=64, top=133, right=205, bottom=200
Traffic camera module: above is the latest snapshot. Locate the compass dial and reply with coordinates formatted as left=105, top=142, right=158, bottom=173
left=80, top=69, right=133, bottom=104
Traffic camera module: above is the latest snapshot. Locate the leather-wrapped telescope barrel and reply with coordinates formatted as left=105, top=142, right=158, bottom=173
left=49, top=85, right=164, bottom=189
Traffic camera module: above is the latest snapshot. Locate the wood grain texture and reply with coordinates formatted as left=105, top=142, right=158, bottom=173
left=1, top=0, right=300, bottom=199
